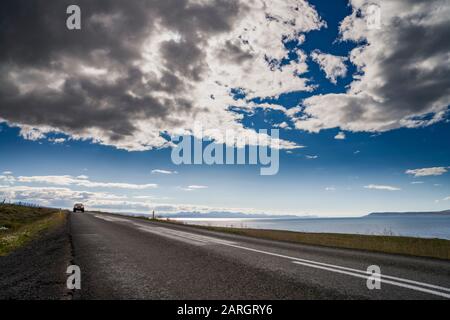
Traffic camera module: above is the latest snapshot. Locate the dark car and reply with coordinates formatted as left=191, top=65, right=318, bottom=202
left=73, top=203, right=85, bottom=213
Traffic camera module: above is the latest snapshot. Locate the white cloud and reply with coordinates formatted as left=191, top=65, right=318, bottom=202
left=49, top=137, right=66, bottom=144
left=411, top=181, right=424, bottom=184
left=294, top=0, right=450, bottom=134
left=16, top=175, right=157, bottom=189
left=310, top=50, right=347, bottom=84
left=334, top=132, right=346, bottom=140
left=151, top=169, right=178, bottom=175
left=2, top=171, right=13, bottom=175
left=325, top=187, right=336, bottom=191
left=364, top=184, right=401, bottom=191
left=306, top=155, right=318, bottom=159
left=18, top=126, right=47, bottom=141
left=0, top=174, right=15, bottom=184
left=0, top=185, right=98, bottom=202
left=133, top=196, right=157, bottom=200
left=0, top=185, right=125, bottom=206
left=181, top=185, right=208, bottom=191
left=275, top=122, right=291, bottom=129
left=406, top=167, right=448, bottom=177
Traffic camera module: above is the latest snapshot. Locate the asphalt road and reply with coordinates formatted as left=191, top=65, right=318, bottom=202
left=70, top=212, right=450, bottom=300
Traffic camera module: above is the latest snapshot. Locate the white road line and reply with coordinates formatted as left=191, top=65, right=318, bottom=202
left=292, top=261, right=450, bottom=299
left=134, top=224, right=237, bottom=246
left=219, top=243, right=450, bottom=299
left=137, top=226, right=208, bottom=246
left=224, top=242, right=450, bottom=293
left=94, top=215, right=130, bottom=223
left=91, top=215, right=450, bottom=298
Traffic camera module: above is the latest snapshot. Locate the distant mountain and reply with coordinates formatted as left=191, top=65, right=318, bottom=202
left=367, top=210, right=450, bottom=217
left=159, top=211, right=315, bottom=219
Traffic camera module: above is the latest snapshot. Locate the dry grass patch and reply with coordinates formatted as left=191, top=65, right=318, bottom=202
left=0, top=204, right=67, bottom=256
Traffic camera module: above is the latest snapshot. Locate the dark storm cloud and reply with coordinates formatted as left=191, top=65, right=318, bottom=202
left=0, top=0, right=151, bottom=67
left=218, top=40, right=254, bottom=64
left=155, top=0, right=242, bottom=36
left=378, top=18, right=450, bottom=117
left=160, top=40, right=206, bottom=81
left=0, top=0, right=245, bottom=148
left=0, top=67, right=171, bottom=137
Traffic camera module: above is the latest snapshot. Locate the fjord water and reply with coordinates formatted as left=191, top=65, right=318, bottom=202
left=175, top=216, right=450, bottom=240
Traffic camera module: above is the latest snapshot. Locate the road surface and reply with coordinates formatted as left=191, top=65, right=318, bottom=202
left=69, top=212, right=450, bottom=299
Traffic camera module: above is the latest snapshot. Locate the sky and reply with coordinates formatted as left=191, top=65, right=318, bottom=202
left=0, top=0, right=449, bottom=217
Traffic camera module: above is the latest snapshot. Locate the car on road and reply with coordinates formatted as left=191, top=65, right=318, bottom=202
left=73, top=203, right=85, bottom=213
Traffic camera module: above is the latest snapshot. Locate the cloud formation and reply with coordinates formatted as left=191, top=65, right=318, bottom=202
left=334, top=132, right=346, bottom=140
left=0, top=185, right=257, bottom=215
left=1, top=0, right=448, bottom=151
left=151, top=169, right=178, bottom=175
left=0, top=0, right=323, bottom=151
left=16, top=175, right=157, bottom=189
left=364, top=184, right=401, bottom=191
left=0, top=185, right=121, bottom=206
left=310, top=50, right=347, bottom=84
left=294, top=0, right=450, bottom=133
left=181, top=185, right=209, bottom=191
left=0, top=174, right=15, bottom=184
left=406, top=167, right=448, bottom=177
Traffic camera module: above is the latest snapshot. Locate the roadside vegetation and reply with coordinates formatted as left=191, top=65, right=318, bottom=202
left=0, top=203, right=66, bottom=256
left=155, top=219, right=450, bottom=260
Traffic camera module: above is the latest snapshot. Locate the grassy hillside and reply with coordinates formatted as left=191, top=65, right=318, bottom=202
left=0, top=204, right=66, bottom=256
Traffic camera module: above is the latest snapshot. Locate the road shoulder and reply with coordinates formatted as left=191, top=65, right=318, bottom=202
left=0, top=215, right=72, bottom=300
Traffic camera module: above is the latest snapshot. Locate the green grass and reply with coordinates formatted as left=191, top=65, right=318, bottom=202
left=155, top=219, right=450, bottom=260
left=0, top=204, right=66, bottom=256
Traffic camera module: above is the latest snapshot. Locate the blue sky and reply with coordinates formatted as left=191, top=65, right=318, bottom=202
left=1, top=119, right=449, bottom=216
left=0, top=0, right=449, bottom=216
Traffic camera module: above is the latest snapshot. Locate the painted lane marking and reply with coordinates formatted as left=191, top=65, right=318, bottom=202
left=293, top=258, right=450, bottom=293
left=226, top=240, right=450, bottom=293
left=292, top=261, right=450, bottom=299
left=94, top=215, right=132, bottom=223
left=93, top=215, right=233, bottom=245
left=219, top=243, right=450, bottom=299
left=134, top=224, right=237, bottom=246
left=137, top=226, right=208, bottom=246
